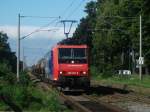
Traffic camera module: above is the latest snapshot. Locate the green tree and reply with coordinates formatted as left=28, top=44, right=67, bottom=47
left=0, top=32, right=17, bottom=73
left=59, top=0, right=150, bottom=75
left=142, top=0, right=150, bottom=74
left=92, top=0, right=145, bottom=74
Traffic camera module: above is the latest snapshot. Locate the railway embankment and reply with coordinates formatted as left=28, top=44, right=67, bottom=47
left=30, top=72, right=127, bottom=112
left=92, top=74, right=150, bottom=95
left=0, top=70, right=69, bottom=112
left=29, top=72, right=150, bottom=112
left=90, top=75, right=150, bottom=112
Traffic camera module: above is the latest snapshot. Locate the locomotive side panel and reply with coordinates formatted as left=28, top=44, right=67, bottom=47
left=48, top=50, right=53, bottom=79
left=52, top=46, right=59, bottom=81
left=44, top=52, right=50, bottom=79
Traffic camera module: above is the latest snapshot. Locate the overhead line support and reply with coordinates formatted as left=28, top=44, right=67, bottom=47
left=61, top=20, right=77, bottom=38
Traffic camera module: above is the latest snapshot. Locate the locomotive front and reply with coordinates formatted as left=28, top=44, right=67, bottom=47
left=57, top=45, right=90, bottom=88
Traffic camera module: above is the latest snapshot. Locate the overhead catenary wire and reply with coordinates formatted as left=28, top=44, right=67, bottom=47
left=19, top=0, right=87, bottom=66
left=53, top=0, right=77, bottom=31
left=20, top=17, right=61, bottom=40
left=65, top=0, right=86, bottom=20
left=19, top=0, right=88, bottom=41
left=59, top=0, right=76, bottom=19
left=20, top=16, right=60, bottom=19
left=97, top=16, right=138, bottom=19
left=37, top=0, right=76, bottom=38
left=56, top=0, right=86, bottom=38
left=23, top=47, right=50, bottom=50
left=89, top=28, right=130, bottom=35
left=19, top=0, right=82, bottom=39
left=88, top=15, right=140, bottom=33
left=49, top=0, right=85, bottom=36
left=55, top=0, right=85, bottom=38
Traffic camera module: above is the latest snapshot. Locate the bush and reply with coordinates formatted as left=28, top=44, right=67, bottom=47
left=100, top=64, right=114, bottom=78
left=91, top=66, right=114, bottom=79
left=0, top=82, right=64, bottom=111
left=26, top=87, right=63, bottom=112
left=3, top=73, right=16, bottom=84
left=0, top=63, right=66, bottom=111
left=19, top=71, right=30, bottom=86
left=0, top=62, right=11, bottom=76
left=101, top=70, right=113, bottom=78
left=90, top=66, right=100, bottom=77
left=0, top=85, right=27, bottom=107
left=0, top=63, right=16, bottom=84
left=0, top=102, right=8, bottom=111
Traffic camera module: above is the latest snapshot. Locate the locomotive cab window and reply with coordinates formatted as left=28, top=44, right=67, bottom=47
left=58, top=48, right=87, bottom=63
left=59, top=48, right=72, bottom=59
left=73, top=48, right=86, bottom=59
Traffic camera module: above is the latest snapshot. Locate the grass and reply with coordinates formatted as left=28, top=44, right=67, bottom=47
left=26, top=86, right=64, bottom=112
left=92, top=74, right=150, bottom=88
left=0, top=78, right=70, bottom=112
left=0, top=102, right=9, bottom=111
left=91, top=66, right=150, bottom=88
left=0, top=63, right=70, bottom=112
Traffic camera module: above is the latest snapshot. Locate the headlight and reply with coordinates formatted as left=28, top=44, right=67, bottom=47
left=83, top=71, right=86, bottom=74
left=60, top=71, right=63, bottom=74
left=54, top=78, right=57, bottom=80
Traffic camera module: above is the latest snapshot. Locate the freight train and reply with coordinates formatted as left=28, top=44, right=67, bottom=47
left=32, top=45, right=90, bottom=89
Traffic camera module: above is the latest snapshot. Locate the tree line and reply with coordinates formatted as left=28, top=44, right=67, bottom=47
left=59, top=0, right=150, bottom=75
left=0, top=32, right=17, bottom=73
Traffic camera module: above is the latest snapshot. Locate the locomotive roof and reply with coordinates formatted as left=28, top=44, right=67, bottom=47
left=54, top=45, right=88, bottom=49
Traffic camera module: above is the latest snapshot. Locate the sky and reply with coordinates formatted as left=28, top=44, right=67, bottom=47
left=0, top=0, right=93, bottom=66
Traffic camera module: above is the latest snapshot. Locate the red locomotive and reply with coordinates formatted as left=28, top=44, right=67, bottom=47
left=33, top=45, right=90, bottom=89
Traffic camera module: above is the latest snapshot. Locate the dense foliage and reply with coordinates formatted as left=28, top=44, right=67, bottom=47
left=60, top=0, right=150, bottom=75
left=0, top=67, right=64, bottom=111
left=0, top=32, right=66, bottom=111
left=0, top=32, right=17, bottom=73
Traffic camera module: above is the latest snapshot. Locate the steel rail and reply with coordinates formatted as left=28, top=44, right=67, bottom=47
left=83, top=94, right=126, bottom=112
left=29, top=72, right=127, bottom=112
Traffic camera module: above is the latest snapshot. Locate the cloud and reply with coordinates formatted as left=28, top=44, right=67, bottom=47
left=0, top=25, right=17, bottom=38
left=1, top=25, right=76, bottom=66
left=0, top=25, right=76, bottom=40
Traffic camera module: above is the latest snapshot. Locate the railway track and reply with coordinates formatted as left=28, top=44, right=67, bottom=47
left=91, top=82, right=150, bottom=106
left=110, top=93, right=150, bottom=105
left=29, top=72, right=126, bottom=112
left=82, top=94, right=126, bottom=112
left=88, top=88, right=150, bottom=112
left=62, top=93, right=126, bottom=112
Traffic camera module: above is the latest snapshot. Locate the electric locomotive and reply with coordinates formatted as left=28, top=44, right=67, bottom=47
left=34, top=45, right=90, bottom=89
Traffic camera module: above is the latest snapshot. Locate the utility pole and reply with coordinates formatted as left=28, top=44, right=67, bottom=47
left=139, top=15, right=142, bottom=80
left=16, top=14, right=60, bottom=82
left=17, top=13, right=20, bottom=82
left=23, top=47, right=25, bottom=71
left=61, top=20, right=77, bottom=38
left=23, top=56, right=27, bottom=71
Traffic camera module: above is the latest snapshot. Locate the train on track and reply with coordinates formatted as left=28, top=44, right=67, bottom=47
left=32, top=44, right=90, bottom=89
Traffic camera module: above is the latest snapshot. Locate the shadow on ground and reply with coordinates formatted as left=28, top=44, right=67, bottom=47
left=62, top=85, right=130, bottom=96
left=89, top=85, right=130, bottom=95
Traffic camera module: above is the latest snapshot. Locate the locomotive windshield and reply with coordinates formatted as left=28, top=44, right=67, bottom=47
left=58, top=48, right=87, bottom=63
